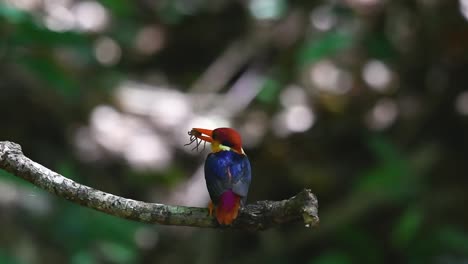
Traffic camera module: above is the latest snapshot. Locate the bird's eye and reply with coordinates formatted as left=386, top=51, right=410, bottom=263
left=211, top=131, right=218, bottom=140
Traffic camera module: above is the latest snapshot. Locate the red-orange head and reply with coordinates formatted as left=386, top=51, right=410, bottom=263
left=190, top=127, right=244, bottom=154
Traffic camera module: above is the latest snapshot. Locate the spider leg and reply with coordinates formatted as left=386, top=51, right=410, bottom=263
left=184, top=135, right=196, bottom=146
left=192, top=138, right=203, bottom=151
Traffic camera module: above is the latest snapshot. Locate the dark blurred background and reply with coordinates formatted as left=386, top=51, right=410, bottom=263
left=1, top=0, right=468, bottom=263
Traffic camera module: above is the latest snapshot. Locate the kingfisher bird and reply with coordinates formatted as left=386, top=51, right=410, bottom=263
left=188, top=127, right=251, bottom=225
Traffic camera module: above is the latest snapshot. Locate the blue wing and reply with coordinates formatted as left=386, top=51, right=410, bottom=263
left=204, top=151, right=251, bottom=205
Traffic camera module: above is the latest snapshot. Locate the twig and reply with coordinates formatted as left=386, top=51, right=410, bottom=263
left=0, top=141, right=319, bottom=230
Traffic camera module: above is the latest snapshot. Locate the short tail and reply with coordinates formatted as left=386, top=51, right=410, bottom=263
left=215, top=190, right=241, bottom=225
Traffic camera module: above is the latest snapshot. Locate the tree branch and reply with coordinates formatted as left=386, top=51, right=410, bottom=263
left=0, top=141, right=319, bottom=230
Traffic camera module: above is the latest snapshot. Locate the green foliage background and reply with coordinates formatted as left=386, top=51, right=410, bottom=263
left=1, top=0, right=468, bottom=263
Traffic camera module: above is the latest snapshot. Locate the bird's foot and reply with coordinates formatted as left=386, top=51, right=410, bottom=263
left=208, top=201, right=214, bottom=216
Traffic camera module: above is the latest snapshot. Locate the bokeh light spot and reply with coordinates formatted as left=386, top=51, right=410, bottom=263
left=241, top=110, right=268, bottom=148
left=72, top=1, right=108, bottom=32
left=460, top=0, right=468, bottom=21
left=310, top=60, right=352, bottom=95
left=285, top=105, right=315, bottom=133
left=455, top=91, right=468, bottom=115
left=249, top=0, right=285, bottom=20
left=44, top=4, right=75, bottom=32
left=0, top=181, right=18, bottom=206
left=124, top=133, right=171, bottom=171
left=135, top=25, right=165, bottom=55
left=135, top=227, right=158, bottom=250
left=363, top=59, right=392, bottom=91
left=310, top=5, right=336, bottom=31
left=94, top=37, right=121, bottom=66
left=280, top=85, right=308, bottom=107
left=6, top=0, right=41, bottom=11
left=366, top=98, right=398, bottom=130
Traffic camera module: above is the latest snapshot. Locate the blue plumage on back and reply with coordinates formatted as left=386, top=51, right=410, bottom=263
left=204, top=150, right=251, bottom=205
left=186, top=127, right=252, bottom=224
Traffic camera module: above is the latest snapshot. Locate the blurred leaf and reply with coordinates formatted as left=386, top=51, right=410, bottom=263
left=99, top=241, right=138, bottom=264
left=405, top=226, right=468, bottom=263
left=339, top=226, right=384, bottom=263
left=249, top=0, right=287, bottom=20
left=368, top=135, right=401, bottom=162
left=437, top=227, right=468, bottom=254
left=365, top=33, right=397, bottom=60
left=0, top=249, right=23, bottom=264
left=16, top=57, right=78, bottom=96
left=0, top=3, right=28, bottom=23
left=0, top=255, right=20, bottom=264
left=56, top=160, right=79, bottom=181
left=392, top=205, right=423, bottom=248
left=110, top=22, right=139, bottom=48
left=0, top=169, right=34, bottom=188
left=71, top=250, right=97, bottom=264
left=257, top=77, right=281, bottom=104
left=8, top=21, right=89, bottom=47
left=354, top=136, right=415, bottom=200
left=297, top=31, right=353, bottom=66
left=52, top=204, right=144, bottom=251
left=128, top=166, right=184, bottom=188
left=312, top=251, right=352, bottom=264
left=158, top=1, right=184, bottom=24
left=99, top=0, right=135, bottom=17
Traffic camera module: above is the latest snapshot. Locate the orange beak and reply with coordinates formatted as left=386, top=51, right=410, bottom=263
left=191, top=128, right=214, bottom=143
